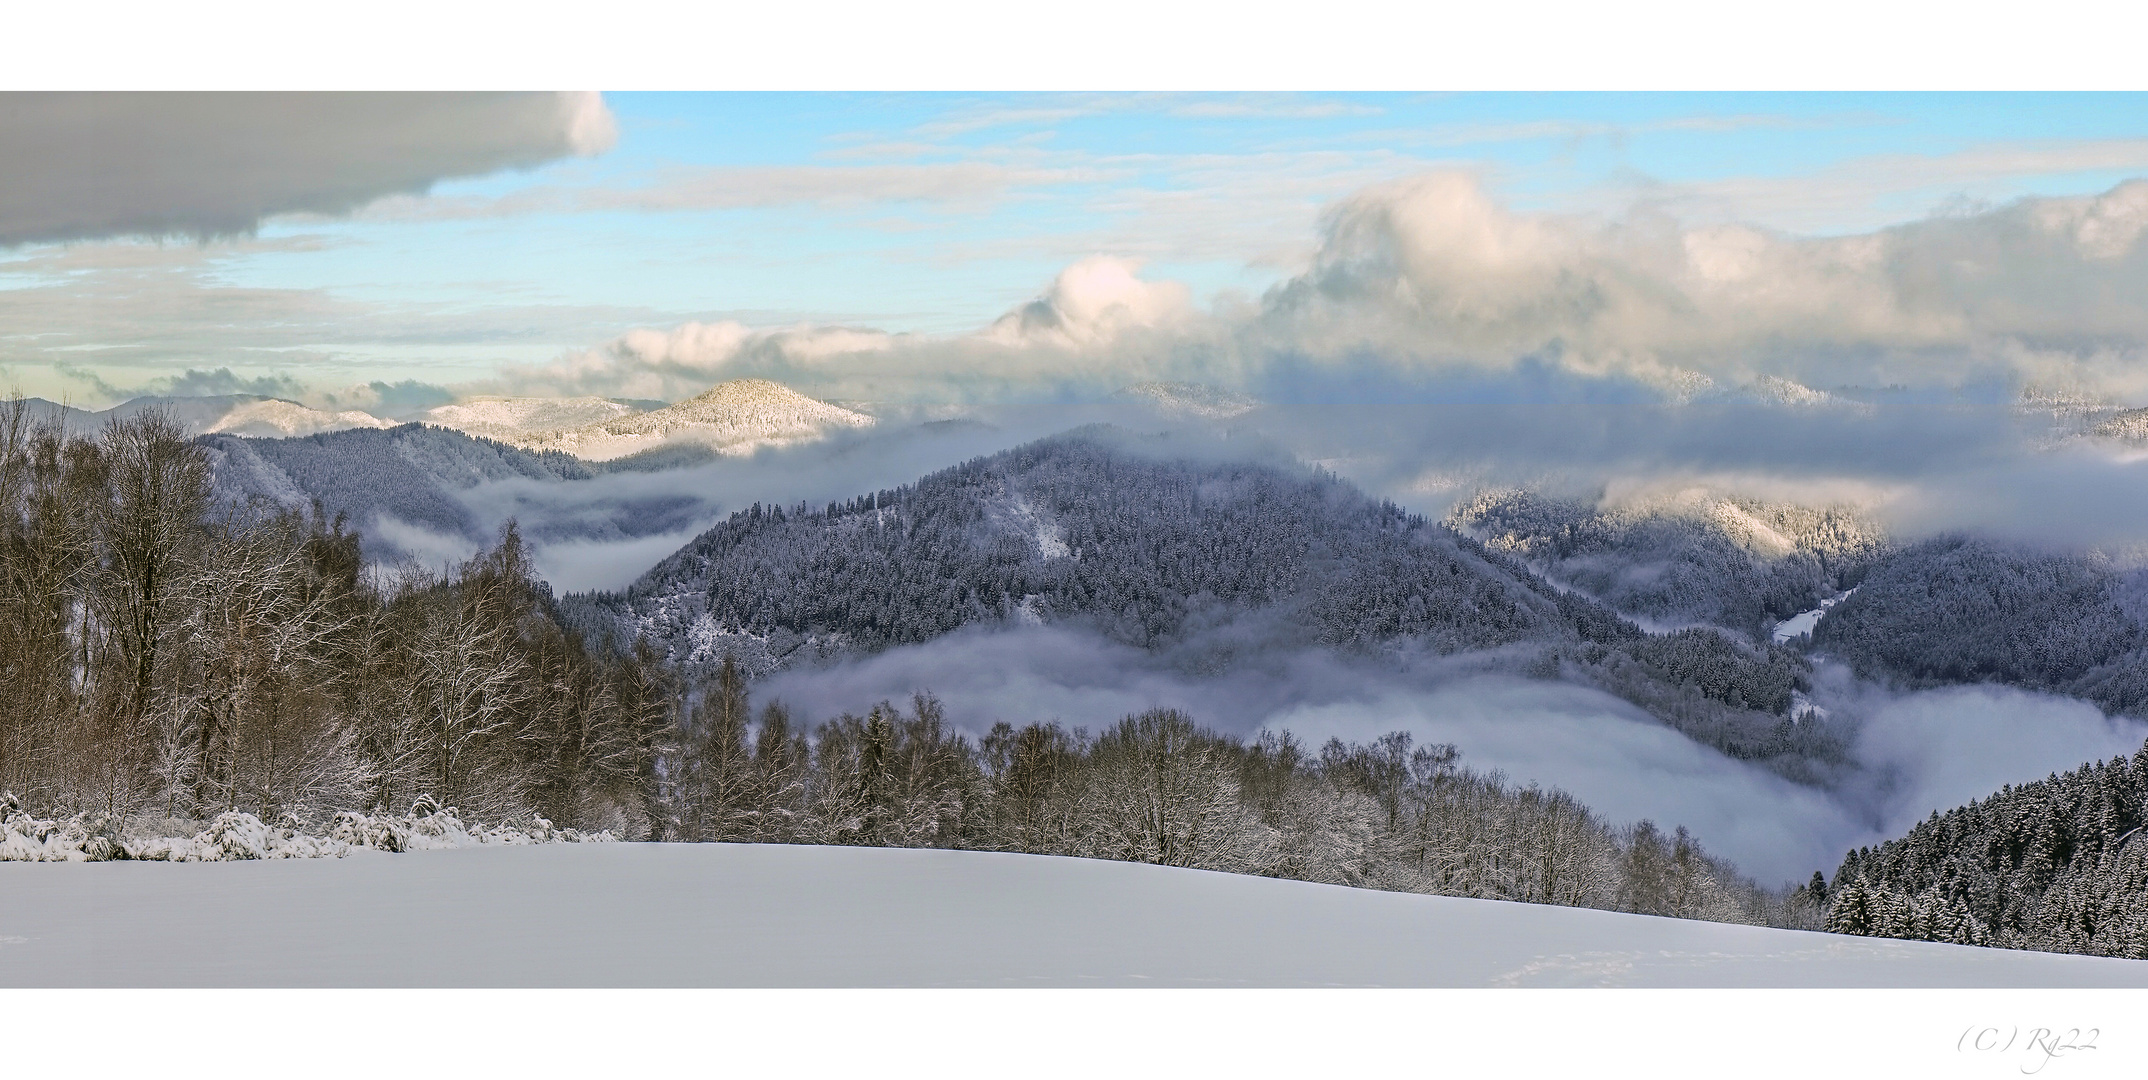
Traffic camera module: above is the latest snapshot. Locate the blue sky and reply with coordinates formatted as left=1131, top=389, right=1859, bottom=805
left=6, top=92, right=2148, bottom=406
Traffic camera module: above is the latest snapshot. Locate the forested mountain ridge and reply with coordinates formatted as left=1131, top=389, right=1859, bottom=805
left=202, top=424, right=600, bottom=553
left=573, top=428, right=1818, bottom=765
left=1813, top=536, right=2148, bottom=717
left=1449, top=488, right=1885, bottom=638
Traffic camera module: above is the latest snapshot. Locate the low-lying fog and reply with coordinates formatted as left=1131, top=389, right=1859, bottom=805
left=755, top=625, right=2148, bottom=885
left=419, top=397, right=2148, bottom=885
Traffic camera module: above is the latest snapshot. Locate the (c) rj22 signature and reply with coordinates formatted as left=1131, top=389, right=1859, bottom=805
left=1958, top=1025, right=2100, bottom=1074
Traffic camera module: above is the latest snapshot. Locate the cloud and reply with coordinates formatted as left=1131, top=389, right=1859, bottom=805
left=361, top=162, right=1107, bottom=221
left=495, top=257, right=1209, bottom=402
left=38, top=361, right=306, bottom=406
left=747, top=620, right=2148, bottom=885
left=531, top=527, right=719, bottom=594
left=368, top=514, right=483, bottom=573
left=152, top=367, right=307, bottom=400
left=1846, top=683, right=2148, bottom=829
left=516, top=173, right=2148, bottom=407
left=316, top=379, right=458, bottom=419
left=1165, top=100, right=1384, bottom=121
left=980, top=256, right=1194, bottom=349
left=493, top=320, right=902, bottom=402
left=0, top=233, right=699, bottom=405
left=757, top=628, right=1870, bottom=872
left=1880, top=442, right=2148, bottom=550
left=1641, top=138, right=2148, bottom=235
left=0, top=92, right=615, bottom=246
left=1249, top=171, right=2148, bottom=397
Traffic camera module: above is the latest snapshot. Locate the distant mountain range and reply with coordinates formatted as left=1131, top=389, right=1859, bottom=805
left=415, top=396, right=644, bottom=442
left=420, top=379, right=877, bottom=462
left=88, top=375, right=2148, bottom=736
left=21, top=378, right=883, bottom=462
left=204, top=424, right=611, bottom=552
left=22, top=394, right=393, bottom=438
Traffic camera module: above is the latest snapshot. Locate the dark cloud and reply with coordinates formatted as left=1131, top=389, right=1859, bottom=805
left=156, top=367, right=307, bottom=400
left=321, top=379, right=458, bottom=420
left=0, top=92, right=615, bottom=247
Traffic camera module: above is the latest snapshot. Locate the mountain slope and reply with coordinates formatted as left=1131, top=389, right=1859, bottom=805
left=521, top=378, right=875, bottom=461
left=419, top=396, right=645, bottom=441
left=107, top=395, right=392, bottom=437
left=12, top=394, right=390, bottom=438
left=577, top=427, right=1815, bottom=764
left=1812, top=536, right=2148, bottom=716
left=204, top=424, right=601, bottom=554
left=1451, top=488, right=1885, bottom=637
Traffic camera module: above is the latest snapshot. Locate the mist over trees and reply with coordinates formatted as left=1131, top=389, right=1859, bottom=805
left=1450, top=488, right=1882, bottom=638
left=202, top=424, right=712, bottom=564
left=664, top=658, right=1813, bottom=929
left=577, top=428, right=1826, bottom=772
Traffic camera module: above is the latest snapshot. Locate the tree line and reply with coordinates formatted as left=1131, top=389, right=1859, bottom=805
left=0, top=400, right=673, bottom=831
left=1819, top=741, right=2148, bottom=958
left=666, top=656, right=1816, bottom=929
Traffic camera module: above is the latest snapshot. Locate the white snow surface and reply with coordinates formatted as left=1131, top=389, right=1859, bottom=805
left=1771, top=587, right=1858, bottom=644
left=518, top=378, right=875, bottom=461
left=3, top=844, right=2145, bottom=987
left=1, top=805, right=603, bottom=863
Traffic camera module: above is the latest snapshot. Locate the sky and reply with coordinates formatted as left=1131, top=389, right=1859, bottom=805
left=5, top=92, right=2148, bottom=410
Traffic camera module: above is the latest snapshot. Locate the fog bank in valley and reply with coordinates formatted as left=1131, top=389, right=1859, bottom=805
left=754, top=624, right=2148, bottom=885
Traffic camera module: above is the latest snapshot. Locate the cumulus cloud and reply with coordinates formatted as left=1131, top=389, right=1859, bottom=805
left=495, top=258, right=1210, bottom=402
left=519, top=172, right=2148, bottom=407
left=980, top=256, right=1194, bottom=349
left=493, top=320, right=901, bottom=402
left=315, top=379, right=459, bottom=420
left=1250, top=172, right=2148, bottom=397
left=0, top=92, right=615, bottom=246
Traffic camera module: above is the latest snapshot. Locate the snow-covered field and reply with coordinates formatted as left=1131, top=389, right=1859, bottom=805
left=4, top=843, right=2145, bottom=988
